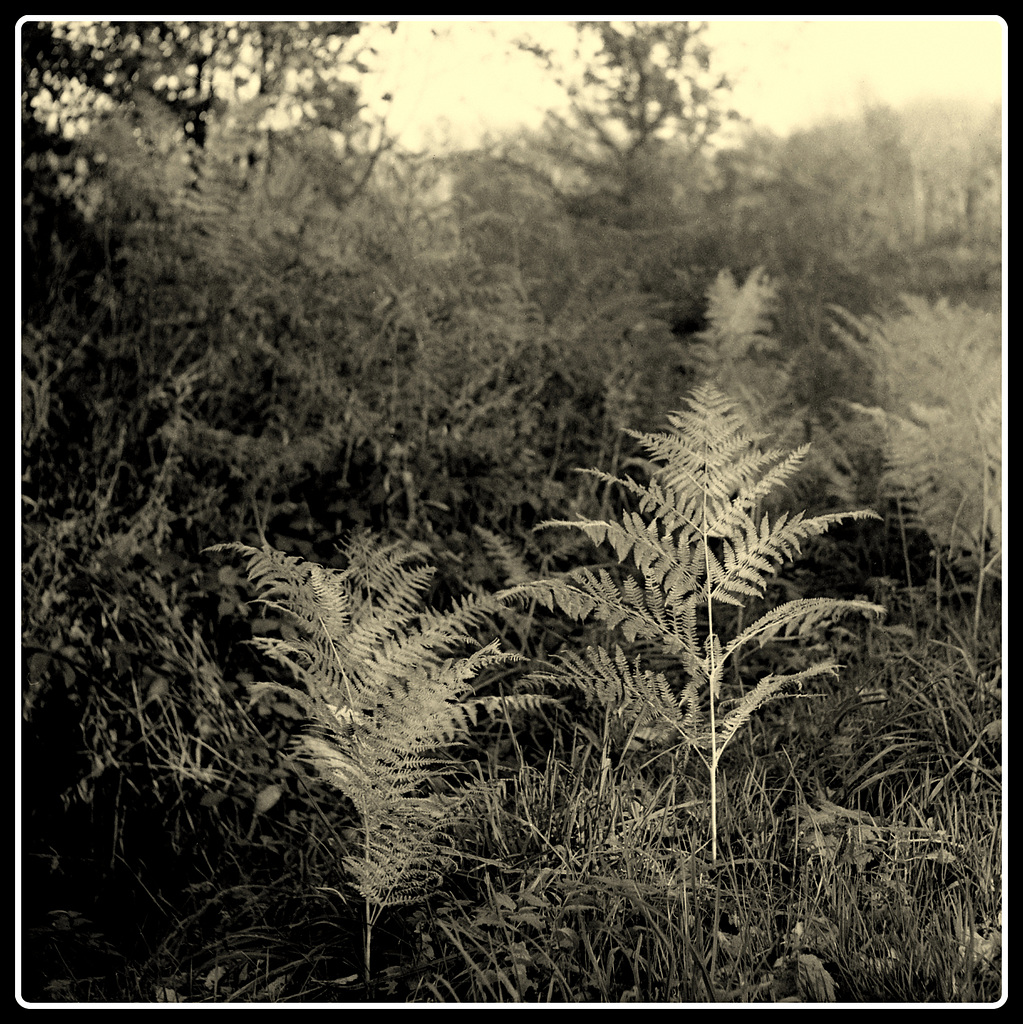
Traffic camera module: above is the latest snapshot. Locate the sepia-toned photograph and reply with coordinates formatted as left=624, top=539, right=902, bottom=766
left=19, top=17, right=1003, bottom=1006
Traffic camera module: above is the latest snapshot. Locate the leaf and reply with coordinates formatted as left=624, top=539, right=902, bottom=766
left=700, top=267, right=778, bottom=360
left=796, top=953, right=837, bottom=1002
left=526, top=384, right=887, bottom=862
left=218, top=532, right=520, bottom=912
left=846, top=297, right=1001, bottom=576
left=982, top=719, right=1001, bottom=741
left=253, top=783, right=283, bottom=816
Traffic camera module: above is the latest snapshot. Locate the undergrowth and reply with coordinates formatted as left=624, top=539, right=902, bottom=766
left=20, top=67, right=1001, bottom=1000
left=189, top=386, right=1000, bottom=1004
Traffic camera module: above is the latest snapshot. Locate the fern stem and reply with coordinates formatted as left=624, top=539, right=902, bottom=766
left=700, top=460, right=721, bottom=864
left=363, top=895, right=373, bottom=997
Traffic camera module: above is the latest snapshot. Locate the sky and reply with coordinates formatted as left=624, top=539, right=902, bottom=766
left=360, top=17, right=1005, bottom=149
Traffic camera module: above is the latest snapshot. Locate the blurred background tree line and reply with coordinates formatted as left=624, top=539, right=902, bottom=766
left=19, top=19, right=1001, bottom=1000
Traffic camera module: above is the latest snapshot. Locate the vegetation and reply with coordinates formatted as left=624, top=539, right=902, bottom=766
left=20, top=19, right=1001, bottom=1004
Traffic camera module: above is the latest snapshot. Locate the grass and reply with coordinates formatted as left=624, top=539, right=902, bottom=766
left=415, top=605, right=1002, bottom=1004
left=20, top=590, right=1001, bottom=1005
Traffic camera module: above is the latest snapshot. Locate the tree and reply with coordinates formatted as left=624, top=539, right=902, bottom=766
left=20, top=21, right=401, bottom=331
left=22, top=21, right=372, bottom=148
left=515, top=20, right=734, bottom=228
left=898, top=97, right=1001, bottom=250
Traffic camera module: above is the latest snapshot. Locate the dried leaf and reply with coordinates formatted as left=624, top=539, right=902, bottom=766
left=797, top=953, right=837, bottom=1002
left=254, top=783, right=283, bottom=815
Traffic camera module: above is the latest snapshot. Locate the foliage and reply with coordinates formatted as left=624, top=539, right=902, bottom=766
left=418, top=635, right=1000, bottom=1003
left=213, top=534, right=555, bottom=991
left=22, top=21, right=371, bottom=146
left=702, top=98, right=1000, bottom=376
left=515, top=21, right=733, bottom=224
left=488, top=20, right=734, bottom=338
left=838, top=296, right=1001, bottom=634
left=691, top=267, right=788, bottom=432
left=896, top=97, right=1002, bottom=253
left=691, top=265, right=881, bottom=515
left=20, top=18, right=1000, bottom=1005
left=503, top=384, right=885, bottom=860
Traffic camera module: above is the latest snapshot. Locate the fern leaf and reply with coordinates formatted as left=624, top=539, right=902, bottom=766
left=712, top=661, right=839, bottom=757
left=473, top=526, right=535, bottom=586
left=213, top=532, right=522, bottom=913
left=523, top=384, right=887, bottom=861
left=725, top=598, right=885, bottom=660
left=698, top=267, right=779, bottom=362
left=537, top=645, right=693, bottom=733
left=843, top=295, right=1001, bottom=581
left=497, top=576, right=598, bottom=622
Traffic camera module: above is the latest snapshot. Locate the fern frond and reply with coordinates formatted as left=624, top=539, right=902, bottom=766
left=711, top=661, right=839, bottom=757
left=473, top=526, right=535, bottom=586
left=697, top=266, right=779, bottom=364
left=710, top=507, right=881, bottom=607
left=497, top=576, right=599, bottom=622
left=214, top=532, right=524, bottom=913
left=521, top=384, right=887, bottom=860
left=725, top=598, right=885, bottom=660
left=344, top=803, right=459, bottom=909
left=562, top=645, right=695, bottom=730
left=844, top=295, right=1001, bottom=587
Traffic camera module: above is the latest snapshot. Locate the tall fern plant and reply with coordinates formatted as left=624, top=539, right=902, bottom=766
left=504, top=384, right=885, bottom=861
left=211, top=533, right=523, bottom=991
left=835, top=296, right=1002, bottom=639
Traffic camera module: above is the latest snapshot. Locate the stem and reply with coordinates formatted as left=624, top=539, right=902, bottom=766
left=363, top=897, right=373, bottom=998
left=974, top=449, right=994, bottom=645
left=597, top=702, right=613, bottom=806
left=701, top=472, right=720, bottom=864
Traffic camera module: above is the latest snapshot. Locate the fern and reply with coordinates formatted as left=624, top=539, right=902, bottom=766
left=503, top=384, right=885, bottom=861
left=698, top=267, right=866, bottom=510
left=697, top=266, right=779, bottom=365
left=838, top=296, right=1002, bottom=633
left=210, top=533, right=532, bottom=988
left=692, top=268, right=794, bottom=441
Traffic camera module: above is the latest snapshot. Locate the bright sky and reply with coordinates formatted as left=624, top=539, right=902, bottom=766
left=362, top=17, right=1004, bottom=148
left=708, top=18, right=1004, bottom=135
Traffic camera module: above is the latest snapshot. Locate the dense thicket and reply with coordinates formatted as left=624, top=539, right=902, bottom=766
left=20, top=20, right=1001, bottom=1003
